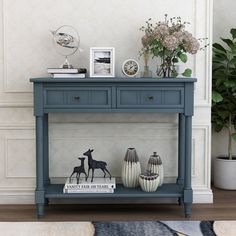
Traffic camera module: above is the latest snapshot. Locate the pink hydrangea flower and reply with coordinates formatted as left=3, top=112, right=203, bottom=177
left=163, top=35, right=179, bottom=50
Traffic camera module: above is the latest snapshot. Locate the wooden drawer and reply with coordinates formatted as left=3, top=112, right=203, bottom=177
left=44, top=87, right=111, bottom=108
left=117, top=87, right=184, bottom=108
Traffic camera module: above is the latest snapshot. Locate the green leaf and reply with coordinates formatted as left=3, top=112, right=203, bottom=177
left=213, top=59, right=225, bottom=65
left=213, top=66, right=226, bottom=74
left=221, top=38, right=234, bottom=49
left=182, top=68, right=192, bottom=77
left=213, top=43, right=227, bottom=53
left=230, top=28, right=236, bottom=39
left=232, top=133, right=236, bottom=142
left=179, top=53, right=188, bottom=63
left=213, top=51, right=228, bottom=60
left=230, top=57, right=236, bottom=64
left=224, top=80, right=236, bottom=88
left=172, top=58, right=179, bottom=63
left=213, top=70, right=227, bottom=79
left=213, top=55, right=227, bottom=62
left=164, top=50, right=172, bottom=57
left=171, top=70, right=178, bottom=78
left=215, top=77, right=225, bottom=87
left=212, top=91, right=223, bottom=103
left=213, top=124, right=224, bottom=132
left=218, top=111, right=229, bottom=119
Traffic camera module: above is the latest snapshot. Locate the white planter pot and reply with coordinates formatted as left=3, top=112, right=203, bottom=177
left=214, top=156, right=236, bottom=190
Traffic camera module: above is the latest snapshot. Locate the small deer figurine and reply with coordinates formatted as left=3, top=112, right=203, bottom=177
left=69, top=157, right=88, bottom=184
left=83, top=149, right=112, bottom=182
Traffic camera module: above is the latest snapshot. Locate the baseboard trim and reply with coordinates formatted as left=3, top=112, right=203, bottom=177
left=0, top=194, right=34, bottom=204
left=193, top=189, right=213, bottom=203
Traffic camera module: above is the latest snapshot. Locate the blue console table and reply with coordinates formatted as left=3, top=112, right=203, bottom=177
left=30, top=77, right=196, bottom=218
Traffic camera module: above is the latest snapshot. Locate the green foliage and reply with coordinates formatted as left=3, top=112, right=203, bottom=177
left=182, top=68, right=192, bottom=77
left=233, top=133, right=236, bottom=142
left=212, top=28, right=236, bottom=159
left=179, top=53, right=188, bottom=63
left=212, top=91, right=223, bottom=103
left=230, top=29, right=236, bottom=39
left=171, top=70, right=178, bottom=78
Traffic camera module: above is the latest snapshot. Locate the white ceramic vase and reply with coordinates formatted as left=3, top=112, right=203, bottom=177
left=146, top=152, right=164, bottom=186
left=121, top=148, right=141, bottom=188
left=139, top=173, right=160, bottom=192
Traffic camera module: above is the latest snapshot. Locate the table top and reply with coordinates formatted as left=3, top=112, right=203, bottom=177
left=30, top=77, right=197, bottom=83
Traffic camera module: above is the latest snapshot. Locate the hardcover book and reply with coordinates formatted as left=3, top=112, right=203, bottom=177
left=63, top=177, right=116, bottom=193
left=47, top=68, right=87, bottom=74
left=64, top=177, right=116, bottom=189
left=63, top=188, right=114, bottom=194
left=52, top=73, right=86, bottom=78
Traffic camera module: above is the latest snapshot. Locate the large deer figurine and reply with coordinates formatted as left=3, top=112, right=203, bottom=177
left=83, top=149, right=112, bottom=182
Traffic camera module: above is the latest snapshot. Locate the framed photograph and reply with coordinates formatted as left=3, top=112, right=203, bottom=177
left=90, top=47, right=115, bottom=77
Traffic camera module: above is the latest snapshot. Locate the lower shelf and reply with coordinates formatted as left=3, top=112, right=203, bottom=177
left=45, top=183, right=183, bottom=199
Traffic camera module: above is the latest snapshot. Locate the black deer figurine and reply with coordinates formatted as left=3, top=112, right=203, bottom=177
left=69, top=157, right=88, bottom=184
left=83, top=149, right=112, bottom=182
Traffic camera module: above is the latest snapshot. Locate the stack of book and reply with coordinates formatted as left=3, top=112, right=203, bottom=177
left=63, top=177, right=116, bottom=193
left=47, top=68, right=87, bottom=78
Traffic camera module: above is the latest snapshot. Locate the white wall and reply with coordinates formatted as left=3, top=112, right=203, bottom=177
left=0, top=0, right=213, bottom=203
left=213, top=0, right=236, bottom=41
left=212, top=1, right=236, bottom=163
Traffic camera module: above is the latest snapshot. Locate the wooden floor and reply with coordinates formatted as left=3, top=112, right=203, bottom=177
left=0, top=187, right=236, bottom=221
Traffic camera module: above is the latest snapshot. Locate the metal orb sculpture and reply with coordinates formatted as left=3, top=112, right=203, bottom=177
left=50, top=25, right=80, bottom=69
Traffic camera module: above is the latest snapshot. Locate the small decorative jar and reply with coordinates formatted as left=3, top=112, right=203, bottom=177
left=121, top=148, right=141, bottom=188
left=146, top=152, right=164, bottom=186
left=139, top=172, right=159, bottom=192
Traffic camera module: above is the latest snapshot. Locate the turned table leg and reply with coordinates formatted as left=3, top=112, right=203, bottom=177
left=184, top=115, right=193, bottom=218
left=177, top=113, right=185, bottom=206
left=35, top=116, right=45, bottom=218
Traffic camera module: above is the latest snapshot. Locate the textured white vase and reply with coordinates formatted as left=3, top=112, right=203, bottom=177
left=139, top=174, right=160, bottom=192
left=121, top=148, right=141, bottom=188
left=214, top=156, right=236, bottom=190
left=146, top=152, right=164, bottom=186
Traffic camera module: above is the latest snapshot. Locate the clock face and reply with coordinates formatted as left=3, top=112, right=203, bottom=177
left=122, top=59, right=139, bottom=77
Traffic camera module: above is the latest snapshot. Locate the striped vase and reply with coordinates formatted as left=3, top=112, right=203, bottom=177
left=146, top=152, right=164, bottom=186
left=121, top=148, right=141, bottom=188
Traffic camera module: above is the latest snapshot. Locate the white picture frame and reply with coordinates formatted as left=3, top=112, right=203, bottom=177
left=90, top=47, right=115, bottom=77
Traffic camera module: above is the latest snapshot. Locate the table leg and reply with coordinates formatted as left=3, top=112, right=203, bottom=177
left=35, top=116, right=45, bottom=218
left=177, top=113, right=185, bottom=186
left=184, top=115, right=193, bottom=218
left=43, top=114, right=50, bottom=186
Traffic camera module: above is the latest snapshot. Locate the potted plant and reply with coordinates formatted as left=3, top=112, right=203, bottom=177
left=212, top=28, right=236, bottom=189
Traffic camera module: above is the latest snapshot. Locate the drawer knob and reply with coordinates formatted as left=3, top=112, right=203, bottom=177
left=148, top=96, right=154, bottom=100
left=74, top=96, right=80, bottom=100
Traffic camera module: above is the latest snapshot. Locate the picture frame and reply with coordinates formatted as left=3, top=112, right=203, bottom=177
left=90, top=47, right=115, bottom=77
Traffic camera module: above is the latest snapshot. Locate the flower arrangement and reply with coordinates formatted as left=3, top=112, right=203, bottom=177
left=140, top=14, right=206, bottom=77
